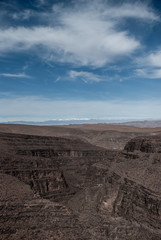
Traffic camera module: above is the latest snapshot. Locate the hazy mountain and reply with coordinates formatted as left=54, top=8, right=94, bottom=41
left=1, top=119, right=161, bottom=127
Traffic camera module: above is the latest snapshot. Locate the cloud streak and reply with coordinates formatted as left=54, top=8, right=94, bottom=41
left=0, top=73, right=31, bottom=78
left=102, top=2, right=159, bottom=21
left=69, top=70, right=103, bottom=83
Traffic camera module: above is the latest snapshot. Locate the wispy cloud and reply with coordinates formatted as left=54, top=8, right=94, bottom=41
left=0, top=1, right=158, bottom=68
left=136, top=68, right=161, bottom=79
left=69, top=70, right=103, bottom=83
left=102, top=2, right=159, bottom=21
left=36, top=0, right=46, bottom=7
left=136, top=49, right=161, bottom=79
left=12, top=10, right=33, bottom=20
left=0, top=73, right=31, bottom=78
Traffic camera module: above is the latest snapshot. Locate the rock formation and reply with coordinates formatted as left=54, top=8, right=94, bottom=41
left=0, top=130, right=161, bottom=239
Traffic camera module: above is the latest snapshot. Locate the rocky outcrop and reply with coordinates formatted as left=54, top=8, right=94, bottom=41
left=113, top=178, right=161, bottom=229
left=124, top=135, right=161, bottom=153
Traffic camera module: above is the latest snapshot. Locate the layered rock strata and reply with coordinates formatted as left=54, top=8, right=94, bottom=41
left=1, top=132, right=161, bottom=239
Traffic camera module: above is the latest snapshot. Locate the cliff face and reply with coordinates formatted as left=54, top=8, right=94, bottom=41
left=1, top=132, right=161, bottom=239
left=0, top=132, right=111, bottom=201
left=0, top=174, right=89, bottom=240
left=113, top=178, right=161, bottom=229
left=124, top=134, right=161, bottom=153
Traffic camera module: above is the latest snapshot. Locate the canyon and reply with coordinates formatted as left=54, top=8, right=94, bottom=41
left=0, top=124, right=161, bottom=239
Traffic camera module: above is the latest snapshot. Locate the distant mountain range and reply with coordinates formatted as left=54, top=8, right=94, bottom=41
left=119, top=120, right=161, bottom=128
left=0, top=119, right=121, bottom=125
left=1, top=119, right=161, bottom=127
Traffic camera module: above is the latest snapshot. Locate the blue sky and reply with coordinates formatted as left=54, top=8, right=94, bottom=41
left=0, top=0, right=161, bottom=122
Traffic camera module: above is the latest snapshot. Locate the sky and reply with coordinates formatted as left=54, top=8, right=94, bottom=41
left=0, top=0, right=161, bottom=122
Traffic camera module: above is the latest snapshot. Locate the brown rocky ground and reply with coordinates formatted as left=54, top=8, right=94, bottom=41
left=0, top=124, right=161, bottom=239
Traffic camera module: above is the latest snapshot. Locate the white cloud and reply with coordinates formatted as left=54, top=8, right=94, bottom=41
left=0, top=1, right=158, bottom=67
left=140, top=50, right=161, bottom=68
left=0, top=96, right=160, bottom=121
left=136, top=49, right=161, bottom=79
left=0, top=26, right=139, bottom=67
left=69, top=70, right=103, bottom=83
left=0, top=73, right=31, bottom=78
